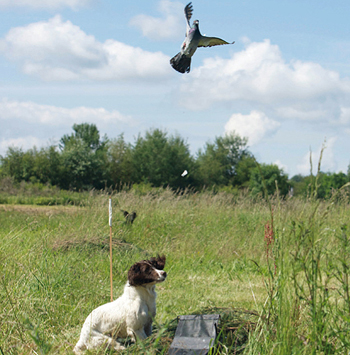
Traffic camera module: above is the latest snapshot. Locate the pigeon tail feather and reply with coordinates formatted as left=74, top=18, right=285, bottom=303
left=170, top=52, right=191, bottom=74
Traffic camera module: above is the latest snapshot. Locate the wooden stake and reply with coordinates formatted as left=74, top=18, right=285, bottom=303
left=109, top=198, right=113, bottom=302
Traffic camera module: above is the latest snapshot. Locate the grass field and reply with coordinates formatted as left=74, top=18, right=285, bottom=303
left=1, top=187, right=350, bottom=354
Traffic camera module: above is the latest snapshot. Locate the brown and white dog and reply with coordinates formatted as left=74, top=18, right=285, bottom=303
left=73, top=255, right=166, bottom=354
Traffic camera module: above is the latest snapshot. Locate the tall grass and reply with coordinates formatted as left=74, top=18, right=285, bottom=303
left=1, top=184, right=350, bottom=354
left=245, top=153, right=350, bottom=354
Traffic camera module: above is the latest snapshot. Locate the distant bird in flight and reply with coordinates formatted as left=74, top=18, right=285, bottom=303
left=170, top=2, right=234, bottom=74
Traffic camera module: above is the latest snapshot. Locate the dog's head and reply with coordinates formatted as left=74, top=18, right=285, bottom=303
left=128, top=255, right=167, bottom=286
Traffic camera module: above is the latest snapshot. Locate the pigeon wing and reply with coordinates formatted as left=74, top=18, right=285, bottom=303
left=198, top=36, right=234, bottom=48
left=184, top=2, right=193, bottom=35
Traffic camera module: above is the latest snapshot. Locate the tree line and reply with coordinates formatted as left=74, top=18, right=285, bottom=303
left=0, top=123, right=349, bottom=198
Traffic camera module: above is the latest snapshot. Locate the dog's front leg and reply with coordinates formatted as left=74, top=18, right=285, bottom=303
left=144, top=321, right=152, bottom=337
left=128, top=328, right=147, bottom=342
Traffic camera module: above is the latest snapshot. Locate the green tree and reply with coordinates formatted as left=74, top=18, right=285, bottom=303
left=131, top=128, right=196, bottom=189
left=106, top=134, right=135, bottom=187
left=60, top=123, right=107, bottom=151
left=290, top=172, right=349, bottom=199
left=196, top=132, right=251, bottom=187
left=0, top=147, right=29, bottom=182
left=316, top=171, right=348, bottom=199
left=32, top=146, right=62, bottom=185
left=250, top=163, right=289, bottom=197
left=234, top=155, right=257, bottom=188
left=290, top=174, right=310, bottom=197
left=60, top=139, right=100, bottom=190
left=59, top=123, right=108, bottom=190
left=0, top=146, right=61, bottom=185
left=331, top=171, right=348, bottom=188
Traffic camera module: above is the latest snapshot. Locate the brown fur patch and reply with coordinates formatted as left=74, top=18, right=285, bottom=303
left=148, top=255, right=166, bottom=270
left=128, top=256, right=166, bottom=286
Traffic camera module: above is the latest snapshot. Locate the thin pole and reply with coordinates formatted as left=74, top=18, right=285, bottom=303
left=109, top=198, right=113, bottom=302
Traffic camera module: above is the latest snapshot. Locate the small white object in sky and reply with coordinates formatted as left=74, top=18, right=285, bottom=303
left=181, top=170, right=188, bottom=177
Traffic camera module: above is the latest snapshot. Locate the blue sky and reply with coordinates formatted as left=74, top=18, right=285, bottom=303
left=1, top=0, right=350, bottom=177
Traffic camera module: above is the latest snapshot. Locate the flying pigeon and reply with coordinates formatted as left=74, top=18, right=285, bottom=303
left=170, top=2, right=234, bottom=73
left=121, top=210, right=137, bottom=224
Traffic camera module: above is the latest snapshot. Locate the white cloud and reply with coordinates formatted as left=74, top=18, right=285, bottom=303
left=0, top=98, right=134, bottom=126
left=297, top=137, right=337, bottom=175
left=339, top=107, right=350, bottom=124
left=130, top=0, right=184, bottom=41
left=0, top=0, right=91, bottom=10
left=0, top=15, right=171, bottom=81
left=274, top=159, right=288, bottom=173
left=224, top=110, right=280, bottom=146
left=275, top=106, right=333, bottom=121
left=0, top=136, right=46, bottom=156
left=179, top=39, right=350, bottom=123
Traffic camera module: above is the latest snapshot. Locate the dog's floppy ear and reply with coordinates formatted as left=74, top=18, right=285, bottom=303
left=128, top=263, right=144, bottom=286
left=149, top=255, right=166, bottom=270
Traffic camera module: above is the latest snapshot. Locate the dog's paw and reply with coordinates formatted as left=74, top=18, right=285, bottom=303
left=113, top=343, right=126, bottom=351
left=73, top=347, right=84, bottom=355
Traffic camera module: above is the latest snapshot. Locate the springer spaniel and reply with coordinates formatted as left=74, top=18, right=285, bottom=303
left=73, top=255, right=167, bottom=354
